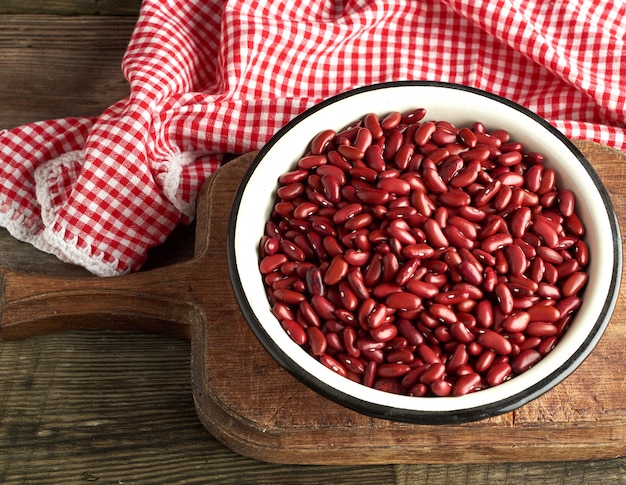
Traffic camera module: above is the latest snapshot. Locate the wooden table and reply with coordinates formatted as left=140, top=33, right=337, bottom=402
left=0, top=3, right=625, bottom=483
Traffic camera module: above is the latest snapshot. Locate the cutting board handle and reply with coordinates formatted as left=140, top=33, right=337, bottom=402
left=0, top=154, right=248, bottom=342
left=0, top=266, right=198, bottom=340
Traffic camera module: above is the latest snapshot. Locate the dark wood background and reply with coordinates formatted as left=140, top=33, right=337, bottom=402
left=0, top=2, right=624, bottom=483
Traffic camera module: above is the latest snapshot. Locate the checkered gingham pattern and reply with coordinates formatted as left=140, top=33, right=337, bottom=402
left=0, top=0, right=624, bottom=276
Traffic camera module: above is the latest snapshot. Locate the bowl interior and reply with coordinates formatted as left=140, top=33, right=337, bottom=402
left=228, top=81, right=621, bottom=422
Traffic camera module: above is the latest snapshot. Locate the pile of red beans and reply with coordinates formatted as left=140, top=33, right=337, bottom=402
left=258, top=108, right=589, bottom=397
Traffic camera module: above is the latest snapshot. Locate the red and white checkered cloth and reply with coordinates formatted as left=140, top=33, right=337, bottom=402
left=1, top=0, right=624, bottom=276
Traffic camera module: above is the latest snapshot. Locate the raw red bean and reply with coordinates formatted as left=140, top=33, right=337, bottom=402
left=324, top=255, right=349, bottom=285
left=386, top=292, right=422, bottom=311
left=320, top=354, right=348, bottom=377
left=354, top=127, right=373, bottom=152
left=511, top=349, right=542, bottom=374
left=474, top=349, right=496, bottom=374
left=486, top=362, right=512, bottom=386
left=481, top=233, right=513, bottom=253
left=364, top=113, right=384, bottom=139
left=452, top=373, right=482, bottom=396
left=419, top=362, right=446, bottom=384
left=502, top=311, right=530, bottom=333
left=562, top=271, right=589, bottom=297
left=377, top=363, right=411, bottom=378
left=497, top=150, right=523, bottom=166
left=262, top=107, right=589, bottom=398
left=537, top=336, right=558, bottom=355
left=449, top=322, right=475, bottom=344
left=310, top=129, right=336, bottom=155
left=477, top=329, right=512, bottom=355
left=525, top=322, right=558, bottom=337
left=281, top=319, right=307, bottom=345
left=337, top=144, right=364, bottom=162
left=414, top=121, right=436, bottom=146
left=430, top=379, right=453, bottom=396
left=370, top=322, right=399, bottom=342
left=274, top=288, right=306, bottom=305
left=260, top=254, right=288, bottom=274
left=333, top=202, right=363, bottom=224
left=494, top=282, right=514, bottom=314
left=306, top=327, right=327, bottom=356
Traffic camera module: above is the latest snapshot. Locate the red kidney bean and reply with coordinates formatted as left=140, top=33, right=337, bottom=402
left=435, top=289, right=470, bottom=306
left=502, top=311, right=530, bottom=333
left=281, top=319, right=308, bottom=345
left=419, top=362, right=446, bottom=384
left=481, top=233, right=513, bottom=253
left=353, top=127, right=373, bottom=153
left=525, top=322, right=558, bottom=337
left=337, top=353, right=366, bottom=374
left=363, top=113, right=384, bottom=139
left=319, top=354, right=348, bottom=377
left=386, top=292, right=422, bottom=311
left=298, top=301, right=320, bottom=329
left=337, top=144, right=364, bottom=162
left=310, top=129, right=336, bottom=155
left=486, top=362, right=512, bottom=387
left=324, top=255, right=349, bottom=285
left=527, top=304, right=560, bottom=323
left=415, top=343, right=440, bottom=365
left=306, top=327, right=327, bottom=356
left=538, top=168, right=556, bottom=194
left=474, top=349, right=496, bottom=374
left=326, top=332, right=344, bottom=353
left=376, top=362, right=412, bottom=379
left=511, top=349, right=542, bottom=374
left=532, top=218, right=559, bottom=248
left=412, top=121, right=435, bottom=146
left=370, top=322, right=399, bottom=342
left=446, top=343, right=469, bottom=372
left=438, top=188, right=472, bottom=207
left=537, top=336, right=558, bottom=355
left=455, top=260, right=482, bottom=286
left=496, top=150, right=523, bottom=166
left=452, top=372, right=482, bottom=396
left=477, top=329, right=512, bottom=355
left=272, top=302, right=295, bottom=322
left=342, top=326, right=360, bottom=356
left=386, top=349, right=414, bottom=365
left=449, top=321, right=475, bottom=344
left=561, top=271, right=588, bottom=297
left=428, top=379, right=452, bottom=396
left=574, top=239, right=590, bottom=266
left=260, top=253, right=288, bottom=274
left=383, top=130, right=406, bottom=163
left=273, top=288, right=306, bottom=305
left=338, top=281, right=359, bottom=311
left=298, top=154, right=327, bottom=170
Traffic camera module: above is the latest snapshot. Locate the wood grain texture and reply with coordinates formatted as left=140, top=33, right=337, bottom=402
left=1, top=7, right=626, bottom=484
left=0, top=0, right=141, bottom=16
left=0, top=15, right=134, bottom=129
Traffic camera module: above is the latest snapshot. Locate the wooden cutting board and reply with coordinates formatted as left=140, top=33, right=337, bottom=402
left=1, top=141, right=625, bottom=465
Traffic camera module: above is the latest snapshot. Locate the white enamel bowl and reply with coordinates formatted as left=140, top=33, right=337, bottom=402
left=227, top=81, right=621, bottom=424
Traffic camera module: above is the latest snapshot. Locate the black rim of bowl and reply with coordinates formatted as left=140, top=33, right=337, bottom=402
left=226, top=80, right=622, bottom=424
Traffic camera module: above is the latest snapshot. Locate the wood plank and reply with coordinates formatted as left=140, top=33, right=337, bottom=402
left=0, top=1, right=141, bottom=16
left=0, top=16, right=134, bottom=128
left=0, top=329, right=624, bottom=484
